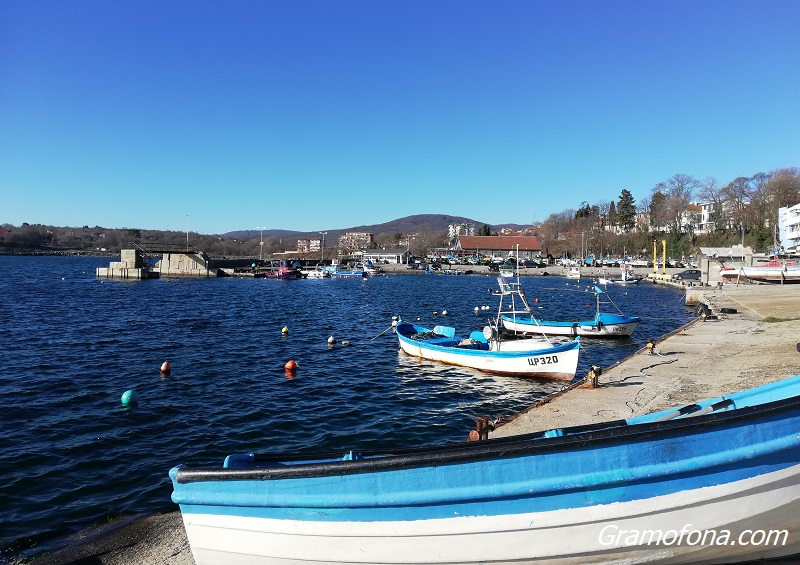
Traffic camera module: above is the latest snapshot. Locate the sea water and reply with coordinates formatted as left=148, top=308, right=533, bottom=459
left=0, top=255, right=693, bottom=559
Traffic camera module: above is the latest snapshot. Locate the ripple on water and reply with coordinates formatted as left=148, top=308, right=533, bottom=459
left=0, top=257, right=694, bottom=558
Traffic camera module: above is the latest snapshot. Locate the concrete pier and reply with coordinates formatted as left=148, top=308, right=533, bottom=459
left=96, top=249, right=157, bottom=279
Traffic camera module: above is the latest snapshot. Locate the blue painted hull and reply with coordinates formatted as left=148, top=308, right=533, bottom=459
left=171, top=375, right=800, bottom=564
left=502, top=312, right=641, bottom=338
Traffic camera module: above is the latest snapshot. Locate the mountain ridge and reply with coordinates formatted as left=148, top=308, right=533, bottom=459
left=225, top=214, right=530, bottom=240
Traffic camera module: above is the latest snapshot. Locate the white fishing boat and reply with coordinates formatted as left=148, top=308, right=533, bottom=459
left=502, top=282, right=640, bottom=338
left=566, top=265, right=581, bottom=280
left=720, top=258, right=800, bottom=284
left=395, top=278, right=581, bottom=380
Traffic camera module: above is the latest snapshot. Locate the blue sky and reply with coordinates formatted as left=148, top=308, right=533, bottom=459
left=2, top=1, right=799, bottom=235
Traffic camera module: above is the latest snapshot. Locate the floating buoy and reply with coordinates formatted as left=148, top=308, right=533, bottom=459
left=341, top=340, right=350, bottom=346
left=121, top=390, right=139, bottom=405
left=442, top=310, right=448, bottom=316
left=432, top=311, right=438, bottom=315
left=327, top=336, right=336, bottom=345
left=417, top=317, right=421, bottom=321
left=285, top=360, right=298, bottom=370
left=474, top=306, right=479, bottom=313
left=160, top=360, right=171, bottom=373
left=534, top=298, right=539, bottom=303
left=282, top=326, right=289, bottom=335
left=391, top=316, right=399, bottom=327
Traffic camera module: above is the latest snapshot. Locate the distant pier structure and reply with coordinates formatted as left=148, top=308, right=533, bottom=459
left=97, top=245, right=254, bottom=279
left=96, top=249, right=156, bottom=279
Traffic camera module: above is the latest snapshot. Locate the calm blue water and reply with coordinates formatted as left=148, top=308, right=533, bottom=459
left=0, top=256, right=694, bottom=560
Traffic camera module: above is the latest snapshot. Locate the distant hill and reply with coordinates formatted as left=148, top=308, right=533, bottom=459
left=225, top=214, right=529, bottom=240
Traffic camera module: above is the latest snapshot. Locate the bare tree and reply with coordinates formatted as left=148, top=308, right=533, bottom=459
left=664, top=174, right=700, bottom=234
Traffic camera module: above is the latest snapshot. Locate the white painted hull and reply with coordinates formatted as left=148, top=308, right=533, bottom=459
left=180, top=463, right=800, bottom=565
left=397, top=334, right=579, bottom=379
left=503, top=317, right=640, bottom=338
left=721, top=266, right=800, bottom=283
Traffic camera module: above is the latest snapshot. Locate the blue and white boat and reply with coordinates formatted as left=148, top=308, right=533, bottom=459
left=396, top=277, right=581, bottom=380
left=396, top=321, right=580, bottom=380
left=502, top=281, right=640, bottom=338
left=324, top=262, right=366, bottom=278
left=170, top=374, right=800, bottom=564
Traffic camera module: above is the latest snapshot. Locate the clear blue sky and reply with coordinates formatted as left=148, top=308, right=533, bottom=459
left=2, top=1, right=799, bottom=235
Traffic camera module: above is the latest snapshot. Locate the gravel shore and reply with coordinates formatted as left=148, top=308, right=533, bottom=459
left=22, top=281, right=800, bottom=565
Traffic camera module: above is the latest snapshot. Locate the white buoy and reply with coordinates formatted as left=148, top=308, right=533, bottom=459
left=474, top=306, right=479, bottom=313
left=327, top=336, right=336, bottom=345
left=442, top=310, right=448, bottom=316
left=391, top=316, right=399, bottom=327
left=433, top=311, right=438, bottom=316
left=341, top=340, right=350, bottom=346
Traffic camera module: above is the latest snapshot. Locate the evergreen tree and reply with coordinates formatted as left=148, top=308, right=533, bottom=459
left=617, top=189, right=636, bottom=232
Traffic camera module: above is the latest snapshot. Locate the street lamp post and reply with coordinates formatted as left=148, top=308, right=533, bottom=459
left=256, top=226, right=267, bottom=261
left=319, top=232, right=327, bottom=263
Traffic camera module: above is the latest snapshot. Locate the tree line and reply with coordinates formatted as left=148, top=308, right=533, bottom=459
left=537, top=167, right=800, bottom=261
left=3, top=167, right=798, bottom=259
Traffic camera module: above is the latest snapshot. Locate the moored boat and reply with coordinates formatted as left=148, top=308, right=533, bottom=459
left=256, top=259, right=303, bottom=279
left=396, top=320, right=580, bottom=379
left=396, top=277, right=581, bottom=379
left=170, top=374, right=800, bottom=565
left=502, top=282, right=640, bottom=338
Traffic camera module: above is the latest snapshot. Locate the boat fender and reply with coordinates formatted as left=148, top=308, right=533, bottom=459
left=571, top=323, right=578, bottom=337
left=284, top=360, right=298, bottom=370
left=482, top=326, right=497, bottom=341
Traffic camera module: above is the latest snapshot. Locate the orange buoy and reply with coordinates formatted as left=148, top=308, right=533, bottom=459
left=160, top=360, right=171, bottom=373
left=284, top=360, right=298, bottom=371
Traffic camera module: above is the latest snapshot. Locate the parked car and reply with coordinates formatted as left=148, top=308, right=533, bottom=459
left=672, top=269, right=701, bottom=281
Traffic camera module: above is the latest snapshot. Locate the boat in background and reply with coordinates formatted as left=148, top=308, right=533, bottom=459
left=499, top=263, right=515, bottom=278
left=566, top=265, right=581, bottom=280
left=720, top=257, right=800, bottom=284
left=502, top=280, right=640, bottom=338
left=170, top=374, right=800, bottom=564
left=362, top=260, right=384, bottom=276
left=597, top=264, right=640, bottom=286
left=325, top=261, right=367, bottom=278
left=256, top=259, right=303, bottom=280
left=300, top=264, right=331, bottom=278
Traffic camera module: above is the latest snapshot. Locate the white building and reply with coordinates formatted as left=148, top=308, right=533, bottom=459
left=778, top=203, right=800, bottom=253
left=448, top=223, right=475, bottom=243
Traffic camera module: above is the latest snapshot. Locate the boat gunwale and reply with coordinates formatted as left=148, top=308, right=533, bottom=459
left=173, top=392, right=800, bottom=484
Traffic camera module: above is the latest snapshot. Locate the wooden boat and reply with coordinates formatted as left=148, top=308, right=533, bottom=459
left=599, top=264, right=641, bottom=285
left=720, top=258, right=800, bottom=284
left=499, top=263, right=515, bottom=278
left=501, top=279, right=640, bottom=338
left=300, top=264, right=330, bottom=278
left=255, top=260, right=303, bottom=280
left=170, top=374, right=800, bottom=564
left=326, top=264, right=367, bottom=278
left=396, top=278, right=580, bottom=379
left=396, top=320, right=580, bottom=379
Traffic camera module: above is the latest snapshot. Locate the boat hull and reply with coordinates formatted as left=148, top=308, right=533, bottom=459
left=171, top=376, right=800, bottom=564
left=502, top=313, right=640, bottom=338
left=396, top=322, right=580, bottom=379
left=720, top=266, right=800, bottom=284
